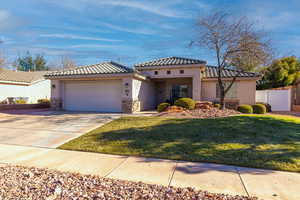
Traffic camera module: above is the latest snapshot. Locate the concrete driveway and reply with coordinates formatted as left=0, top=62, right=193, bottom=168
left=0, top=110, right=121, bottom=148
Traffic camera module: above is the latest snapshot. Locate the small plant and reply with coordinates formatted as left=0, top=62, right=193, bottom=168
left=38, top=99, right=50, bottom=104
left=237, top=104, right=253, bottom=113
left=256, top=102, right=272, bottom=112
left=252, top=104, right=267, bottom=114
left=15, top=99, right=26, bottom=104
left=214, top=103, right=221, bottom=109
left=174, top=98, right=195, bottom=110
left=157, top=102, right=170, bottom=112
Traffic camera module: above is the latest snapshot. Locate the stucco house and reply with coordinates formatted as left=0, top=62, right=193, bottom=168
left=0, top=68, right=51, bottom=103
left=45, top=57, right=260, bottom=113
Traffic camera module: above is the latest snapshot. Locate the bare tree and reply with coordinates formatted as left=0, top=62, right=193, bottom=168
left=0, top=52, right=6, bottom=67
left=0, top=40, right=5, bottom=67
left=192, top=12, right=272, bottom=109
left=61, top=56, right=76, bottom=69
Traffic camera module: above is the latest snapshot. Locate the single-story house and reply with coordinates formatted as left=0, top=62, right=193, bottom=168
left=45, top=57, right=260, bottom=113
left=0, top=68, right=51, bottom=103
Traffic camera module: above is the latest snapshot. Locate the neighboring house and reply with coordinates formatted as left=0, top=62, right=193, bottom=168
left=45, top=57, right=260, bottom=113
left=0, top=68, right=51, bottom=103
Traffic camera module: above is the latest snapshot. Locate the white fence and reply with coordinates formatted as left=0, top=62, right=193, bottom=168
left=256, top=89, right=291, bottom=111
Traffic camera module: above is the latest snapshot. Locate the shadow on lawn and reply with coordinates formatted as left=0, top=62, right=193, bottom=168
left=98, top=116, right=300, bottom=173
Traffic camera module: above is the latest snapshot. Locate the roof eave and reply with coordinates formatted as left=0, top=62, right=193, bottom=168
left=135, top=63, right=206, bottom=70
left=45, top=72, right=144, bottom=80
left=202, top=76, right=261, bottom=81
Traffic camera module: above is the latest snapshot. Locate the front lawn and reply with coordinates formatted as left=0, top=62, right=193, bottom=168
left=59, top=115, right=300, bottom=172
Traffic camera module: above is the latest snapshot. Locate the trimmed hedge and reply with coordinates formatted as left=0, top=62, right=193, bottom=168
left=174, top=98, right=195, bottom=110
left=252, top=104, right=267, bottom=114
left=38, top=99, right=50, bottom=104
left=15, top=99, right=26, bottom=104
left=257, top=102, right=272, bottom=112
left=157, top=103, right=170, bottom=112
left=214, top=103, right=221, bottom=109
left=237, top=104, right=253, bottom=114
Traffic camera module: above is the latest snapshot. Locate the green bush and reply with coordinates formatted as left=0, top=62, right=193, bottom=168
left=252, top=104, right=267, bottom=114
left=38, top=99, right=50, bottom=104
left=237, top=104, right=253, bottom=114
left=157, top=103, right=170, bottom=112
left=174, top=98, right=195, bottom=110
left=256, top=102, right=272, bottom=112
left=15, top=99, right=26, bottom=104
left=214, top=103, right=221, bottom=109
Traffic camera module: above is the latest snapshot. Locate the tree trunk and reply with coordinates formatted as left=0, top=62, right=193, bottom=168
left=220, top=88, right=226, bottom=110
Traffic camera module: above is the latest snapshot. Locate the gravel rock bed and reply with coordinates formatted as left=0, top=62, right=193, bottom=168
left=0, top=164, right=257, bottom=200
left=157, top=108, right=240, bottom=119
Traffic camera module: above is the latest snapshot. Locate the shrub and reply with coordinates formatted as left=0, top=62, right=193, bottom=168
left=174, top=98, right=195, bottom=110
left=157, top=102, right=170, bottom=112
left=15, top=99, right=26, bottom=104
left=252, top=104, right=267, bottom=114
left=257, top=102, right=272, bottom=112
left=38, top=99, right=50, bottom=104
left=214, top=103, right=221, bottom=109
left=237, top=104, right=253, bottom=114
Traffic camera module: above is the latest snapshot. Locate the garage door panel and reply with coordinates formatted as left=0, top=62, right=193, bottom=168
left=64, top=80, right=122, bottom=112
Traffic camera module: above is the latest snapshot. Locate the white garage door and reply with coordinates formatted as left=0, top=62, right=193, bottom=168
left=64, top=80, right=122, bottom=112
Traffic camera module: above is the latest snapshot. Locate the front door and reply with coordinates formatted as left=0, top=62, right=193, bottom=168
left=171, top=84, right=189, bottom=102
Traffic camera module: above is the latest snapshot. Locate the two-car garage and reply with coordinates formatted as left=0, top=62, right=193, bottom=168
left=45, top=61, right=136, bottom=113
left=63, top=80, right=122, bottom=112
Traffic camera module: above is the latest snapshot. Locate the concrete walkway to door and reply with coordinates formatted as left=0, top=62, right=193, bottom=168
left=0, top=143, right=299, bottom=200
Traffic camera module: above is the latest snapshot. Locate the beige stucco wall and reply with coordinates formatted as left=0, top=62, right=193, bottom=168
left=201, top=81, right=217, bottom=102
left=201, top=79, right=256, bottom=105
left=50, top=80, right=64, bottom=101
left=237, top=80, right=256, bottom=105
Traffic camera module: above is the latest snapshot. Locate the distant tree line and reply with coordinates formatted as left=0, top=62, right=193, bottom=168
left=0, top=51, right=77, bottom=71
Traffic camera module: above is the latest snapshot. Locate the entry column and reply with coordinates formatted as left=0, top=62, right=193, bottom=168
left=192, top=69, right=201, bottom=101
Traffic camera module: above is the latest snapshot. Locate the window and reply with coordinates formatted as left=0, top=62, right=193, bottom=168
left=154, top=71, right=158, bottom=75
left=180, top=70, right=184, bottom=74
left=216, top=82, right=237, bottom=98
left=171, top=85, right=189, bottom=101
left=167, top=70, right=171, bottom=74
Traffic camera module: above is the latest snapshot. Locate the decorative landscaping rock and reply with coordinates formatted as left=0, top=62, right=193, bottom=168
left=156, top=107, right=240, bottom=118
left=0, top=164, right=257, bottom=200
left=195, top=101, right=214, bottom=109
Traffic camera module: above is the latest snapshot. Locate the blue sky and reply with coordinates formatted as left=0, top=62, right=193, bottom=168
left=0, top=0, right=300, bottom=68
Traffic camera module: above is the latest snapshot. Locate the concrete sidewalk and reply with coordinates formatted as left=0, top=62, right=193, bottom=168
left=0, top=144, right=299, bottom=200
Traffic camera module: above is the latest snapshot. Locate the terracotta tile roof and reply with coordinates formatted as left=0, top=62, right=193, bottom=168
left=45, top=61, right=134, bottom=77
left=134, top=56, right=206, bottom=68
left=204, top=66, right=260, bottom=79
left=0, top=68, right=47, bottom=84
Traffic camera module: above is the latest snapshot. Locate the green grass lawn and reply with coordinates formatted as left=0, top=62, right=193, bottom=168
left=59, top=115, right=300, bottom=172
